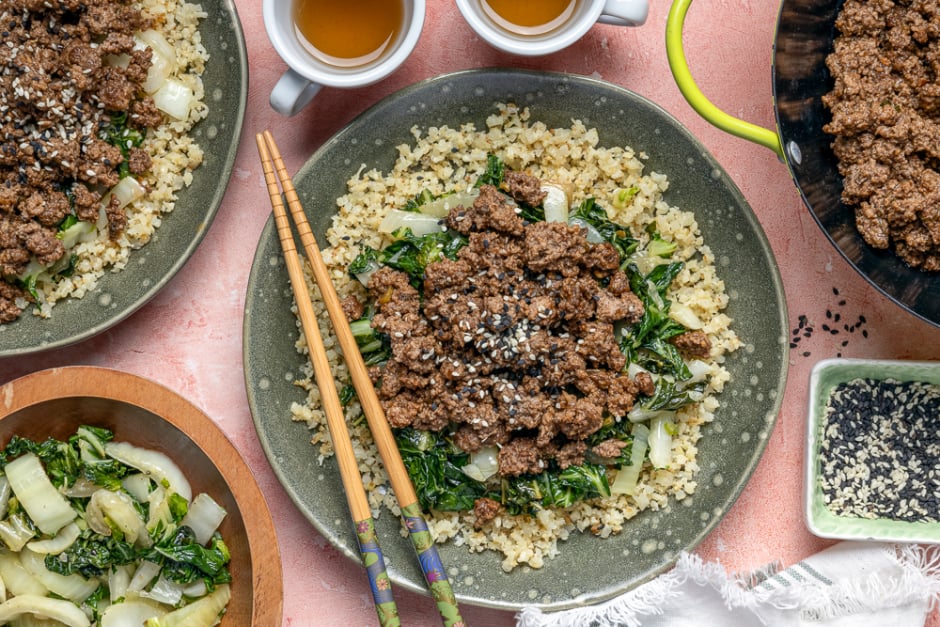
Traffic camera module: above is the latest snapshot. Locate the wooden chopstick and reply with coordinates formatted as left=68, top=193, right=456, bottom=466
left=255, top=134, right=401, bottom=627
left=261, top=130, right=465, bottom=627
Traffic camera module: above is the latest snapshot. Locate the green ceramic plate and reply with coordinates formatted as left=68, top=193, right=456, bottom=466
left=805, top=358, right=940, bottom=543
left=0, top=0, right=247, bottom=357
left=244, top=69, right=789, bottom=610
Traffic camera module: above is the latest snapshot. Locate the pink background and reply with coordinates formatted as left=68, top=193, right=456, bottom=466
left=5, top=1, right=939, bottom=625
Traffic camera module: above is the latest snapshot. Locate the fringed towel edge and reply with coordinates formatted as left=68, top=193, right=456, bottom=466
left=515, top=544, right=940, bottom=627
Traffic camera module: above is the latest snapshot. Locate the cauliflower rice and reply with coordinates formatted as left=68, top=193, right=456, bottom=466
left=33, top=0, right=208, bottom=316
left=290, top=104, right=741, bottom=571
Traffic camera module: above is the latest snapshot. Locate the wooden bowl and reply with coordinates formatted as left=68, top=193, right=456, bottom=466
left=0, top=366, right=282, bottom=625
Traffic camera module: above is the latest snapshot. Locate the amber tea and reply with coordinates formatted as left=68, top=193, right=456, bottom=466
left=480, top=0, right=579, bottom=36
left=292, top=0, right=404, bottom=67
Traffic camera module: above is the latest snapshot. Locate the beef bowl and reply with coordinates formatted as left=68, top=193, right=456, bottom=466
left=667, top=0, right=940, bottom=328
left=244, top=68, right=789, bottom=611
left=0, top=366, right=282, bottom=625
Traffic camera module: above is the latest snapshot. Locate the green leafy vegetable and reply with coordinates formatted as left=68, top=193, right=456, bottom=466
left=402, top=188, right=436, bottom=211
left=102, top=111, right=146, bottom=179
left=57, top=214, right=79, bottom=234
left=642, top=376, right=704, bottom=412
left=2, top=426, right=233, bottom=617
left=348, top=307, right=391, bottom=366
left=620, top=262, right=690, bottom=380
left=349, top=230, right=468, bottom=289
left=611, top=186, right=639, bottom=209
left=396, top=428, right=485, bottom=511
left=499, top=463, right=611, bottom=515
left=2, top=435, right=81, bottom=488
left=397, top=428, right=612, bottom=515
left=168, top=492, right=189, bottom=523
left=348, top=245, right=379, bottom=277
left=475, top=154, right=505, bottom=188
left=382, top=229, right=468, bottom=284
left=45, top=528, right=137, bottom=578
left=146, top=529, right=232, bottom=586
left=570, top=198, right=639, bottom=259
left=17, top=274, right=39, bottom=302
left=645, top=223, right=678, bottom=258
left=338, top=385, right=356, bottom=407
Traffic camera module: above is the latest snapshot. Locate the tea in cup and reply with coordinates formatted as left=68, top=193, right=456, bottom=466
left=455, top=0, right=648, bottom=56
left=263, top=0, right=425, bottom=116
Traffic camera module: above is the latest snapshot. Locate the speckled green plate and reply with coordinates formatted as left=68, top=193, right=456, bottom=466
left=805, top=358, right=940, bottom=543
left=244, top=69, right=789, bottom=611
left=0, top=0, right=247, bottom=357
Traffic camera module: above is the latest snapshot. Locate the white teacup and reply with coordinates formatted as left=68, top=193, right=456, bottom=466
left=455, top=0, right=648, bottom=57
left=263, top=0, right=425, bottom=116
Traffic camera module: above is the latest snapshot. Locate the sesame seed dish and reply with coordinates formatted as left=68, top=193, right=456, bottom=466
left=821, top=379, right=939, bottom=523
left=289, top=104, right=742, bottom=571
left=806, top=358, right=940, bottom=544
left=0, top=0, right=208, bottom=324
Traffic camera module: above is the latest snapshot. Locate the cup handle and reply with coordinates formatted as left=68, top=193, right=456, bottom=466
left=598, top=0, right=649, bottom=26
left=270, top=68, right=323, bottom=117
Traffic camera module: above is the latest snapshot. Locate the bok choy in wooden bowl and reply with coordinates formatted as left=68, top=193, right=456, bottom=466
left=0, top=367, right=282, bottom=626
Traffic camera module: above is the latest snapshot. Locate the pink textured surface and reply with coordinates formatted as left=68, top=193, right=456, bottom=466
left=3, top=1, right=939, bottom=625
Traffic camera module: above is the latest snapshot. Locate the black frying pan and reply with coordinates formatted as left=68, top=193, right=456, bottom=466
left=667, top=0, right=940, bottom=327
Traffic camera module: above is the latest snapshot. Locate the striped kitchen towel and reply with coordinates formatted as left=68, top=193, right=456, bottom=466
left=516, top=542, right=940, bottom=627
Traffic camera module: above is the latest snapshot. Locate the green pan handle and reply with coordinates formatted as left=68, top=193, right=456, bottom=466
left=665, top=0, right=784, bottom=158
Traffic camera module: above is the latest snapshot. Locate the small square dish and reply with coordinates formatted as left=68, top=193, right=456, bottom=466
left=805, top=358, right=940, bottom=543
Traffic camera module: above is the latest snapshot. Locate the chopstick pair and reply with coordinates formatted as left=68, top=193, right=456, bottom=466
left=256, top=131, right=465, bottom=627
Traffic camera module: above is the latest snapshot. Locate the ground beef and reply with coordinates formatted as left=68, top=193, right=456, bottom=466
left=670, top=330, right=712, bottom=359
left=340, top=294, right=365, bottom=322
left=592, top=439, right=629, bottom=461
left=0, top=0, right=161, bottom=322
left=524, top=222, right=588, bottom=276
left=370, top=179, right=654, bottom=477
left=503, top=170, right=547, bottom=207
left=472, top=497, right=501, bottom=529
left=0, top=282, right=28, bottom=323
left=555, top=441, right=588, bottom=469
left=498, top=438, right=545, bottom=477
left=127, top=148, right=153, bottom=176
left=445, top=184, right=525, bottom=237
left=130, top=97, right=164, bottom=129
left=635, top=370, right=656, bottom=397
left=823, top=0, right=940, bottom=270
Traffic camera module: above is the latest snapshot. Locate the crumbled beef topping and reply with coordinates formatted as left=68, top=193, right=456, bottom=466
left=370, top=183, right=651, bottom=477
left=823, top=0, right=940, bottom=270
left=0, top=0, right=162, bottom=322
left=502, top=170, right=547, bottom=207
left=472, top=496, right=501, bottom=529
left=670, top=330, right=712, bottom=359
left=592, top=439, right=629, bottom=461
left=341, top=294, right=365, bottom=322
